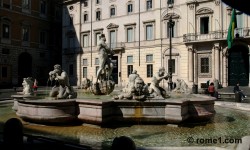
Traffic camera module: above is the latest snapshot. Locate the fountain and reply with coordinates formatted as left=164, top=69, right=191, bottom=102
left=14, top=34, right=215, bottom=126
left=14, top=66, right=215, bottom=125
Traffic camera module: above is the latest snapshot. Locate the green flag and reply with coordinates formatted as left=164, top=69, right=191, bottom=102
left=227, top=9, right=237, bottom=49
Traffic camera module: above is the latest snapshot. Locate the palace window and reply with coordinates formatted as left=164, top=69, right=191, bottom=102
left=95, top=32, right=101, bottom=45
left=198, top=54, right=212, bottom=77
left=128, top=4, right=133, bottom=13
left=147, top=64, right=153, bottom=77
left=167, top=20, right=175, bottom=38
left=22, top=0, right=31, bottom=12
left=146, top=54, right=153, bottom=62
left=83, top=0, right=88, bottom=7
left=110, top=7, right=116, bottom=17
left=127, top=56, right=133, bottom=63
left=127, top=28, right=133, bottom=42
left=22, top=26, right=29, bottom=42
left=96, top=10, right=101, bottom=21
left=168, top=59, right=175, bottom=74
left=167, top=0, right=174, bottom=5
left=200, top=57, right=209, bottom=73
left=83, top=59, right=88, bottom=66
left=82, top=35, right=89, bottom=47
left=2, top=24, right=10, bottom=39
left=40, top=0, right=47, bottom=15
left=3, top=0, right=11, bottom=9
left=84, top=13, right=88, bottom=22
left=83, top=67, right=87, bottom=78
left=110, top=30, right=116, bottom=48
left=128, top=65, right=133, bottom=77
left=146, top=0, right=152, bottom=10
left=200, top=17, right=209, bottom=34
left=95, top=58, right=99, bottom=65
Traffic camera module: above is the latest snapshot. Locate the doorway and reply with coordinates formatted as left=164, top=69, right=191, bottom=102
left=228, top=45, right=249, bottom=86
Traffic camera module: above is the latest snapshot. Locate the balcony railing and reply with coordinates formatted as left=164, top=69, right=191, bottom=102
left=183, top=27, right=250, bottom=42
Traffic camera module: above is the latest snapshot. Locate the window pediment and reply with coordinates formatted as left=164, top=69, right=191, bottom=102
left=1, top=17, right=11, bottom=22
left=162, top=13, right=180, bottom=20
left=124, top=23, right=136, bottom=27
left=196, top=7, right=213, bottom=15
left=107, top=23, right=119, bottom=29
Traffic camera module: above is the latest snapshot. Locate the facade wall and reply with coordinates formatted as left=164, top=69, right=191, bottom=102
left=0, top=0, right=62, bottom=87
left=62, top=0, right=250, bottom=88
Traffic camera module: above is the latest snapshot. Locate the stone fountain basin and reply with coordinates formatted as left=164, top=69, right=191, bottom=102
left=77, top=94, right=216, bottom=125
left=16, top=94, right=216, bottom=125
left=16, top=99, right=77, bottom=124
left=12, top=94, right=37, bottom=111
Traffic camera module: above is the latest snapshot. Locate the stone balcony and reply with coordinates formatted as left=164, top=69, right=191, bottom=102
left=183, top=27, right=250, bottom=43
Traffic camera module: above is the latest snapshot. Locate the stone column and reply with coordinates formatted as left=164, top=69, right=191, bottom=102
left=194, top=49, right=198, bottom=85
left=214, top=43, right=220, bottom=80
left=188, top=46, right=194, bottom=82
left=222, top=48, right=228, bottom=87
left=77, top=53, right=82, bottom=87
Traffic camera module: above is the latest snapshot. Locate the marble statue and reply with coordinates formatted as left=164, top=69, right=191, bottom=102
left=81, top=78, right=91, bottom=90
left=21, top=77, right=34, bottom=96
left=148, top=67, right=170, bottom=98
left=91, top=34, right=115, bottom=95
left=172, top=78, right=189, bottom=93
left=114, top=71, right=148, bottom=101
left=123, top=70, right=139, bottom=93
left=96, top=33, right=114, bottom=83
left=49, top=64, right=77, bottom=99
left=114, top=68, right=171, bottom=101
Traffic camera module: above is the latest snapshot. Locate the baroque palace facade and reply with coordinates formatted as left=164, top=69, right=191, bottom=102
left=62, top=0, right=250, bottom=89
left=0, top=0, right=62, bottom=87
